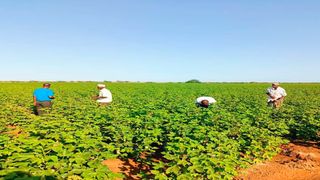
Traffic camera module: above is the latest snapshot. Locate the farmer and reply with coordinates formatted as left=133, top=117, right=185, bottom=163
left=93, top=84, right=112, bottom=105
left=33, top=83, right=55, bottom=115
left=195, top=96, right=217, bottom=108
left=266, top=82, right=287, bottom=108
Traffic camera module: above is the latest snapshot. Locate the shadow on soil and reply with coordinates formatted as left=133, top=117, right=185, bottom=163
left=290, top=140, right=320, bottom=149
left=120, top=159, right=151, bottom=180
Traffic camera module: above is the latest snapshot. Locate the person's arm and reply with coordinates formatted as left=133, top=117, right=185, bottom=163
left=33, top=96, right=37, bottom=106
left=277, top=89, right=287, bottom=101
left=275, top=89, right=287, bottom=101
left=97, top=91, right=103, bottom=99
left=275, top=96, right=285, bottom=103
left=100, top=94, right=107, bottom=98
left=95, top=91, right=104, bottom=100
left=268, top=94, right=276, bottom=99
left=266, top=89, right=276, bottom=99
left=281, top=89, right=287, bottom=98
left=48, top=90, right=55, bottom=99
left=99, top=90, right=109, bottom=98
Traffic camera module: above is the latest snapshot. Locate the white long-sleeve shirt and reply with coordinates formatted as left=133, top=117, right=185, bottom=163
left=97, top=88, right=112, bottom=103
left=266, top=87, right=287, bottom=102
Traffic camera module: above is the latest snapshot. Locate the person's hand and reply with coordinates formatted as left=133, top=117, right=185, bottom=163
left=92, top=95, right=99, bottom=100
left=33, top=102, right=37, bottom=106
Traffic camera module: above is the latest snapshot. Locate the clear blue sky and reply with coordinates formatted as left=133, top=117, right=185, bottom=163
left=0, top=0, right=319, bottom=82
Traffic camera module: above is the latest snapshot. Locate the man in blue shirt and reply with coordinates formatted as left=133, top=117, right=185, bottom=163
left=33, top=83, right=55, bottom=115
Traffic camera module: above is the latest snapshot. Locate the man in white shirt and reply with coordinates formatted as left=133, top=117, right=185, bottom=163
left=95, top=84, right=112, bottom=105
left=195, top=96, right=217, bottom=108
left=266, top=82, right=287, bottom=108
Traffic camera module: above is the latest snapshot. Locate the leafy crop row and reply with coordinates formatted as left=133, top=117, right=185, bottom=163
left=0, top=83, right=319, bottom=179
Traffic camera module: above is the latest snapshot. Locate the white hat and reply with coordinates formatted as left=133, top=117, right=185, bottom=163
left=97, top=84, right=106, bottom=88
left=272, top=82, right=280, bottom=86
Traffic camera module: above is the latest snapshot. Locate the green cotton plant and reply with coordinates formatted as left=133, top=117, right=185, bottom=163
left=0, top=82, right=320, bottom=179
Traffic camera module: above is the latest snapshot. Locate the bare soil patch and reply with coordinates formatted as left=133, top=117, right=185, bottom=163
left=102, top=158, right=150, bottom=180
left=103, top=141, right=320, bottom=180
left=236, top=140, right=320, bottom=180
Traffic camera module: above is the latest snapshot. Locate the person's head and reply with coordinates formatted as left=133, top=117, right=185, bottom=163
left=97, top=84, right=106, bottom=90
left=272, top=82, right=280, bottom=89
left=43, top=83, right=51, bottom=88
left=201, top=100, right=209, bottom=108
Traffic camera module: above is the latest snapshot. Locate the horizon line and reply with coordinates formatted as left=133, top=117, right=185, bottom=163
left=0, top=80, right=319, bottom=83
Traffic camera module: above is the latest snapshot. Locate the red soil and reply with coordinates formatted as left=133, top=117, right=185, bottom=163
left=103, top=141, right=320, bottom=180
left=102, top=158, right=150, bottom=180
left=236, top=141, right=320, bottom=180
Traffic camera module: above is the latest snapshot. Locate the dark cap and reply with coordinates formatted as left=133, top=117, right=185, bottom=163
left=43, top=83, right=51, bottom=86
